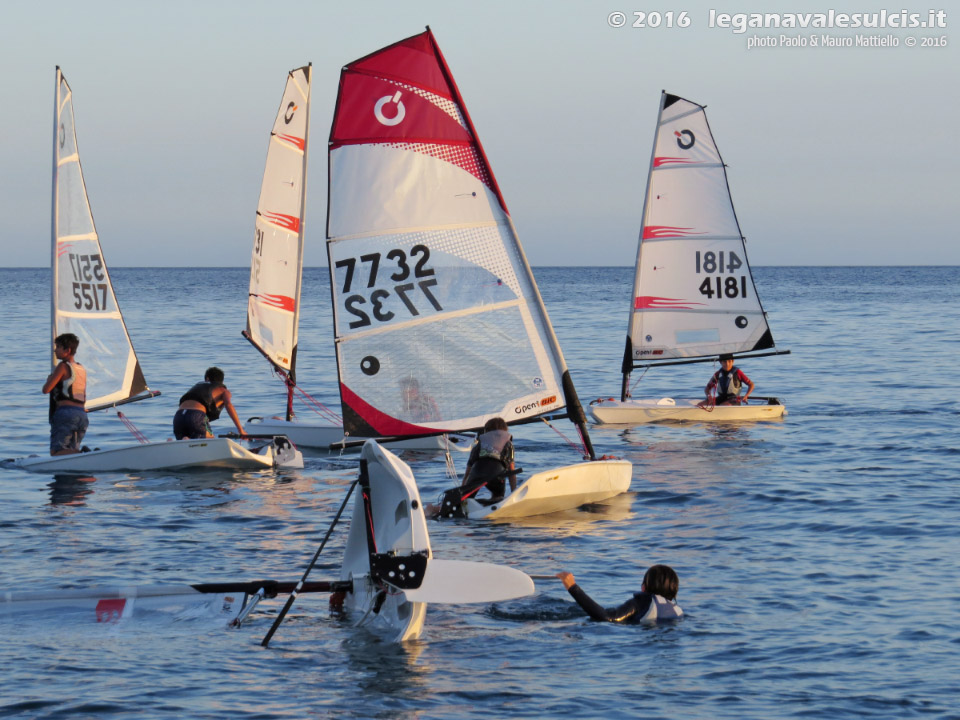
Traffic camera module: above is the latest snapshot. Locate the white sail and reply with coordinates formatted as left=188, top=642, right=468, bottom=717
left=626, top=92, right=775, bottom=364
left=52, top=68, right=149, bottom=410
left=327, top=30, right=578, bottom=439
left=245, top=65, right=311, bottom=381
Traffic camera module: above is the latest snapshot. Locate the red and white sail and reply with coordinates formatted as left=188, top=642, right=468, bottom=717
left=51, top=67, right=150, bottom=410
left=626, top=92, right=774, bottom=363
left=327, top=30, right=569, bottom=438
left=246, top=65, right=311, bottom=381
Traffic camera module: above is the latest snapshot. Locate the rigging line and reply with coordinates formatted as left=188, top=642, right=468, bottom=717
left=539, top=417, right=585, bottom=457
left=628, top=365, right=650, bottom=395
left=116, top=411, right=149, bottom=444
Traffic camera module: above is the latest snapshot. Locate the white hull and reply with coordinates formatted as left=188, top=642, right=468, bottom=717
left=589, top=397, right=787, bottom=425
left=463, top=459, right=633, bottom=520
left=248, top=416, right=471, bottom=453
left=340, top=441, right=431, bottom=642
left=12, top=437, right=303, bottom=473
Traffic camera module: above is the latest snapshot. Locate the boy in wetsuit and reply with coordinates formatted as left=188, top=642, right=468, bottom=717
left=174, top=367, right=247, bottom=440
left=557, top=564, right=684, bottom=623
left=42, top=333, right=88, bottom=456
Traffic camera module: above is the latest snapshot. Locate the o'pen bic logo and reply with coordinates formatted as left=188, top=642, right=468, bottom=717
left=374, top=91, right=405, bottom=126
left=284, top=101, right=297, bottom=124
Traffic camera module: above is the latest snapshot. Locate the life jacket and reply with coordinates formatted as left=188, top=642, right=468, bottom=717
left=637, top=593, right=684, bottom=622
left=53, top=360, right=87, bottom=405
left=475, top=429, right=511, bottom=465
left=715, top=366, right=743, bottom=398
left=179, top=382, right=223, bottom=420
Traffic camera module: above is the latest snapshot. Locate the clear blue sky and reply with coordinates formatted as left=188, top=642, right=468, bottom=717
left=1, top=1, right=956, bottom=267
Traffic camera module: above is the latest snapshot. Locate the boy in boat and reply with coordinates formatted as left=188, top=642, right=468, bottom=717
left=556, top=564, right=683, bottom=623
left=704, top=353, right=755, bottom=406
left=42, top=333, right=88, bottom=456
left=427, top=417, right=516, bottom=518
left=174, top=367, right=247, bottom=440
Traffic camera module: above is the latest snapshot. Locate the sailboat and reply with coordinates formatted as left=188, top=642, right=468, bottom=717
left=14, top=68, right=302, bottom=473
left=326, top=28, right=632, bottom=518
left=589, top=92, right=789, bottom=425
left=4, top=441, right=536, bottom=644
left=244, top=65, right=468, bottom=455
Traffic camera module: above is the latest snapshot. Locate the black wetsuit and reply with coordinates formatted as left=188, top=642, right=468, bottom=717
left=567, top=584, right=681, bottom=623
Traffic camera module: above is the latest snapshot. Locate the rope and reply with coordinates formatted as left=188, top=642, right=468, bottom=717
left=116, top=411, right=150, bottom=444
left=540, top=417, right=586, bottom=456
left=628, top=365, right=650, bottom=396
left=271, top=368, right=342, bottom=424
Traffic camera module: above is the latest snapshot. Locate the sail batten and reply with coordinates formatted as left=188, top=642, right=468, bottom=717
left=625, top=92, right=776, bottom=366
left=51, top=68, right=151, bottom=409
left=327, top=29, right=578, bottom=439
left=245, top=65, right=312, bottom=382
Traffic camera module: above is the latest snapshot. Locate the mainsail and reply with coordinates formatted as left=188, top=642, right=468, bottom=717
left=623, top=92, right=775, bottom=377
left=327, top=29, right=588, bottom=446
left=52, top=67, right=150, bottom=411
left=245, top=65, right=311, bottom=402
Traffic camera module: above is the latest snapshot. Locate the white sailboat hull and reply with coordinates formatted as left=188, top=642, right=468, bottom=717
left=12, top=437, right=304, bottom=473
left=463, top=459, right=633, bottom=520
left=248, top=416, right=471, bottom=453
left=589, top=397, right=787, bottom=424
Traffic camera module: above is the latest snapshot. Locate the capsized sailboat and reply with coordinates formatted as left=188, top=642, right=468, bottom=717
left=243, top=65, right=467, bottom=455
left=589, top=92, right=789, bottom=425
left=5, top=442, right=535, bottom=644
left=326, top=29, right=631, bottom=517
left=13, top=68, right=302, bottom=473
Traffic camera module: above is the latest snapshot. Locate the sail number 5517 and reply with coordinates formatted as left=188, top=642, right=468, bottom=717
left=695, top=250, right=747, bottom=299
left=336, top=245, right=443, bottom=329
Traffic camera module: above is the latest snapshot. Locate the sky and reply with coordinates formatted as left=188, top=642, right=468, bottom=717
left=1, top=0, right=956, bottom=267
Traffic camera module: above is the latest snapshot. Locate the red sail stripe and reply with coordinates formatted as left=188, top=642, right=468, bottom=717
left=635, top=296, right=704, bottom=310
left=257, top=294, right=296, bottom=312
left=340, top=383, right=451, bottom=437
left=261, top=212, right=300, bottom=233
left=642, top=225, right=705, bottom=239
left=654, top=156, right=701, bottom=167
left=276, top=133, right=306, bottom=151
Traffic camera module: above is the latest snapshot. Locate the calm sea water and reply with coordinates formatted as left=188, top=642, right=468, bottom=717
left=1, top=266, right=958, bottom=719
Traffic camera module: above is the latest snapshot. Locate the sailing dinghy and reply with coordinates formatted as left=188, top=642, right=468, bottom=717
left=13, top=68, right=302, bottom=473
left=243, top=65, right=467, bottom=455
left=4, top=441, right=535, bottom=644
left=589, top=92, right=789, bottom=425
left=326, top=29, right=631, bottom=518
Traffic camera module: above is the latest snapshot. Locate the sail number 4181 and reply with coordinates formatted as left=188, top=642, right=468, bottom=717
left=695, top=250, right=747, bottom=299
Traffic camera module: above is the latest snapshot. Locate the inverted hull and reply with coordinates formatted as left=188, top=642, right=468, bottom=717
left=339, top=441, right=431, bottom=642
left=12, top=437, right=303, bottom=473
left=463, top=458, right=633, bottom=520
left=248, top=416, right=471, bottom=453
left=589, top=397, right=787, bottom=424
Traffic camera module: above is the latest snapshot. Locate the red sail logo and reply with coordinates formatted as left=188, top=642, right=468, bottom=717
left=642, top=226, right=704, bottom=239
left=635, top=296, right=703, bottom=309
left=261, top=212, right=300, bottom=233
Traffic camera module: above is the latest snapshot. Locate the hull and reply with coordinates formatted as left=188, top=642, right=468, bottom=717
left=463, top=459, right=633, bottom=520
left=248, top=416, right=471, bottom=453
left=589, top=397, right=787, bottom=425
left=12, top=437, right=303, bottom=473
left=339, top=441, right=431, bottom=642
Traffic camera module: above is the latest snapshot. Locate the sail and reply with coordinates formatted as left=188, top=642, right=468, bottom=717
left=245, top=65, right=311, bottom=382
left=327, top=29, right=570, bottom=438
left=626, top=92, right=775, bottom=365
left=52, top=68, right=149, bottom=410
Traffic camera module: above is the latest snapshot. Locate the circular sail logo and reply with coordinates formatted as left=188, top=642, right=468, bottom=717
left=374, top=91, right=405, bottom=126
left=284, top=102, right=297, bottom=124
left=59, top=123, right=65, bottom=149
left=675, top=129, right=695, bottom=150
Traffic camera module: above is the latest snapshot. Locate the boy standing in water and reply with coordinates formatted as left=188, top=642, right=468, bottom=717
left=557, top=564, right=684, bottom=623
left=42, top=333, right=88, bottom=456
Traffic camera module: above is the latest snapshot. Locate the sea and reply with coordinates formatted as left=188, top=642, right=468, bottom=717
left=0, top=266, right=957, bottom=720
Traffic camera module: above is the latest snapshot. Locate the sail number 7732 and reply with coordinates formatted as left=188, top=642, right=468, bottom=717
left=335, top=244, right=444, bottom=329
left=695, top=250, right=747, bottom=300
